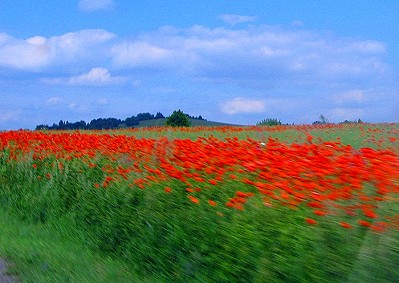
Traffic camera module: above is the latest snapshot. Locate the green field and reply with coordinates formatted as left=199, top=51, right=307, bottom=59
left=0, top=123, right=398, bottom=282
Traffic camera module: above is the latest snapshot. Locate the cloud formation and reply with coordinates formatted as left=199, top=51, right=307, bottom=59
left=0, top=109, right=21, bottom=123
left=0, top=19, right=397, bottom=128
left=0, top=29, right=114, bottom=70
left=111, top=42, right=172, bottom=67
left=0, top=24, right=388, bottom=88
left=332, top=90, right=365, bottom=105
left=220, top=14, right=257, bottom=26
left=68, top=67, right=126, bottom=85
left=108, top=25, right=388, bottom=91
left=0, top=34, right=50, bottom=69
left=78, top=0, right=114, bottom=11
left=45, top=97, right=63, bottom=105
left=220, top=98, right=266, bottom=114
left=42, top=68, right=127, bottom=86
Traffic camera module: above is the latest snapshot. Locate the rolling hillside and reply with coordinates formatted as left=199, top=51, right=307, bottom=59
left=135, top=118, right=240, bottom=127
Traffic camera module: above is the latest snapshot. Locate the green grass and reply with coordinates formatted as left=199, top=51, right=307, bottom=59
left=1, top=199, right=398, bottom=282
left=110, top=123, right=399, bottom=148
left=1, top=123, right=398, bottom=282
left=0, top=207, right=141, bottom=282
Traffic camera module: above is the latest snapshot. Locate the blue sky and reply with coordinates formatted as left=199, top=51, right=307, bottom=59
left=0, top=0, right=398, bottom=129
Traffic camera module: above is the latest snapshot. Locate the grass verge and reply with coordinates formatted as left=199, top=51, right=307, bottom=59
left=0, top=207, right=139, bottom=283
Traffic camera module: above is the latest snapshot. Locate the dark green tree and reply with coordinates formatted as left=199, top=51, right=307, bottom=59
left=155, top=112, right=165, bottom=119
left=136, top=112, right=155, bottom=121
left=166, top=109, right=191, bottom=127
left=256, top=118, right=282, bottom=126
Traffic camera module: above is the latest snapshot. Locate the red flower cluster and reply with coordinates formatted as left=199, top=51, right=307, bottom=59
left=1, top=124, right=398, bottom=232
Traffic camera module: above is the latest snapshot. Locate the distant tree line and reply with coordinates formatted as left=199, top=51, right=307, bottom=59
left=312, top=114, right=363, bottom=125
left=255, top=114, right=365, bottom=127
left=36, top=111, right=206, bottom=130
left=256, top=118, right=282, bottom=126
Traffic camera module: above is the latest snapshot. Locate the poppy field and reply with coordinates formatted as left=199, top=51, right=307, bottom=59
left=0, top=123, right=399, bottom=282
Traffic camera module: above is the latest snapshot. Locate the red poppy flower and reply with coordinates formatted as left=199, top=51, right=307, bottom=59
left=340, top=222, right=352, bottom=229
left=306, top=218, right=317, bottom=225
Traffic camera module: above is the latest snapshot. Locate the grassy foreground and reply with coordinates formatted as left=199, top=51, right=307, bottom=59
left=1, top=202, right=398, bottom=283
left=0, top=123, right=398, bottom=282
left=0, top=207, right=142, bottom=282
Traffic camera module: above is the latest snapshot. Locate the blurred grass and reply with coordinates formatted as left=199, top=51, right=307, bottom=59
left=0, top=208, right=140, bottom=282
left=1, top=123, right=398, bottom=282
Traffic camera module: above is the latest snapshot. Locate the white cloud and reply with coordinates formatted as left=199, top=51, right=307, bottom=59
left=0, top=109, right=21, bottom=123
left=108, top=25, right=388, bottom=90
left=220, top=14, right=257, bottom=26
left=45, top=97, right=63, bottom=105
left=78, top=0, right=114, bottom=11
left=1, top=25, right=388, bottom=87
left=0, top=33, right=10, bottom=44
left=0, top=18, right=397, bottom=129
left=348, top=41, right=385, bottom=53
left=47, top=29, right=115, bottom=64
left=0, top=23, right=395, bottom=126
left=42, top=68, right=127, bottom=86
left=26, top=36, right=46, bottom=45
left=111, top=42, right=172, bottom=67
left=0, top=36, right=50, bottom=69
left=132, top=80, right=142, bottom=88
left=220, top=98, right=266, bottom=115
left=333, top=90, right=365, bottom=105
left=68, top=67, right=126, bottom=85
left=0, top=29, right=115, bottom=70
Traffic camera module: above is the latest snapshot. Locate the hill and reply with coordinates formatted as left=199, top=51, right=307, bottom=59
left=135, top=118, right=237, bottom=128
left=35, top=112, right=240, bottom=130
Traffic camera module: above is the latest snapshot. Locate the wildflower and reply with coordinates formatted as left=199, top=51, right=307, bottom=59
left=209, top=179, right=218, bottom=185
left=313, top=210, right=327, bottom=216
left=371, top=222, right=388, bottom=232
left=340, top=222, right=352, bottom=229
left=358, top=220, right=371, bottom=228
left=263, top=201, right=272, bottom=207
left=188, top=195, right=199, bottom=204
left=234, top=203, right=244, bottom=211
left=164, top=187, right=172, bottom=193
left=236, top=191, right=248, bottom=198
left=225, top=201, right=234, bottom=208
left=306, top=218, right=317, bottom=225
left=363, top=209, right=378, bottom=219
